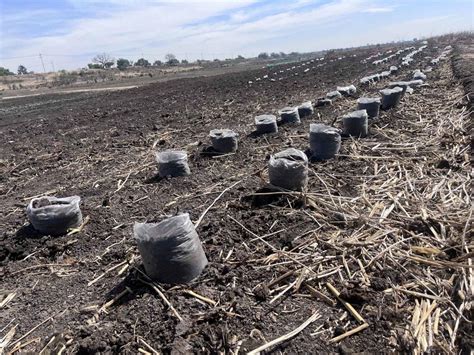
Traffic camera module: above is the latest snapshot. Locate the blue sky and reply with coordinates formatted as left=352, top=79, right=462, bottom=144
left=0, top=0, right=472, bottom=72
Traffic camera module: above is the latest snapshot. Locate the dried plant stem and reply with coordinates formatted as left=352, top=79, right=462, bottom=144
left=248, top=311, right=320, bottom=354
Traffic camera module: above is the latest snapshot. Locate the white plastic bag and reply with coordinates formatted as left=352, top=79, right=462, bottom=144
left=26, top=196, right=82, bottom=235
left=413, top=70, right=427, bottom=81
left=337, top=85, right=357, bottom=96
left=326, top=91, right=342, bottom=100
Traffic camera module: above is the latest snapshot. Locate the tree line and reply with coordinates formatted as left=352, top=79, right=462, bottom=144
left=87, top=53, right=188, bottom=70
left=0, top=65, right=30, bottom=76
left=88, top=51, right=299, bottom=70
left=0, top=51, right=301, bottom=76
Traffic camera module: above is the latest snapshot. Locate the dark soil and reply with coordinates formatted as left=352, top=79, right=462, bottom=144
left=1, top=34, right=472, bottom=354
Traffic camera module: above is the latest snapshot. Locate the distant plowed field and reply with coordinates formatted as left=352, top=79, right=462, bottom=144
left=1, top=34, right=472, bottom=354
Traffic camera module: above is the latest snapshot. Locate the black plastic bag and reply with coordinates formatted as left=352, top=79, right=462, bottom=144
left=309, top=124, right=341, bottom=160
left=268, top=148, right=308, bottom=190
left=255, top=115, right=278, bottom=134
left=134, top=213, right=208, bottom=284
left=155, top=151, right=191, bottom=177
left=357, top=97, right=381, bottom=119
left=279, top=107, right=301, bottom=124
left=380, top=87, right=403, bottom=110
left=210, top=129, right=239, bottom=153
left=342, top=109, right=368, bottom=137
left=297, top=101, right=314, bottom=118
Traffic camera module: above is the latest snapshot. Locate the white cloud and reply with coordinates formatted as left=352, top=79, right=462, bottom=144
left=167, top=0, right=370, bottom=54
left=362, top=6, right=394, bottom=13
left=1, top=0, right=368, bottom=70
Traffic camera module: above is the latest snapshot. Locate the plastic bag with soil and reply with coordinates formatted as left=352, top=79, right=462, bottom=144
left=155, top=150, right=191, bottom=177
left=388, top=81, right=410, bottom=96
left=297, top=101, right=314, bottom=118
left=309, top=123, right=341, bottom=160
left=371, top=74, right=381, bottom=82
left=134, top=213, right=208, bottom=284
left=407, top=79, right=424, bottom=87
left=357, top=97, right=381, bottom=119
left=380, top=87, right=403, bottom=110
left=278, top=107, right=301, bottom=124
left=268, top=148, right=308, bottom=191
left=413, top=70, right=426, bottom=81
left=26, top=195, right=82, bottom=235
left=337, top=85, right=356, bottom=96
left=359, top=77, right=369, bottom=85
left=314, top=98, right=332, bottom=107
left=326, top=91, right=342, bottom=100
left=380, top=71, right=391, bottom=79
left=209, top=129, right=239, bottom=153
left=255, top=115, right=278, bottom=134
left=342, top=109, right=368, bottom=138
left=360, top=75, right=377, bottom=85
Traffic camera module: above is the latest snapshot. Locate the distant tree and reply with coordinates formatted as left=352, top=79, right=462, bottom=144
left=153, top=60, right=163, bottom=66
left=257, top=52, right=269, bottom=59
left=166, top=54, right=179, bottom=66
left=289, top=52, right=299, bottom=57
left=270, top=52, right=280, bottom=58
left=17, top=65, right=28, bottom=75
left=213, top=58, right=220, bottom=62
left=87, top=63, right=102, bottom=69
left=92, top=53, right=115, bottom=69
left=0, top=67, right=14, bottom=76
left=165, top=53, right=177, bottom=64
left=181, top=59, right=189, bottom=64
left=324, top=50, right=335, bottom=57
left=135, top=58, right=150, bottom=67
left=237, top=55, right=245, bottom=60
left=279, top=52, right=286, bottom=57
left=116, top=58, right=131, bottom=70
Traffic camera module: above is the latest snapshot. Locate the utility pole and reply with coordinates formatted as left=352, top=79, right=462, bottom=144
left=39, top=53, right=46, bottom=73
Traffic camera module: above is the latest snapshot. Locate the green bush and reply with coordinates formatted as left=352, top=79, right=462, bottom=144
left=117, top=58, right=131, bottom=70
left=135, top=58, right=150, bottom=67
left=0, top=67, right=14, bottom=76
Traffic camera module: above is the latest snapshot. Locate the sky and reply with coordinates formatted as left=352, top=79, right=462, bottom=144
left=0, top=0, right=472, bottom=72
